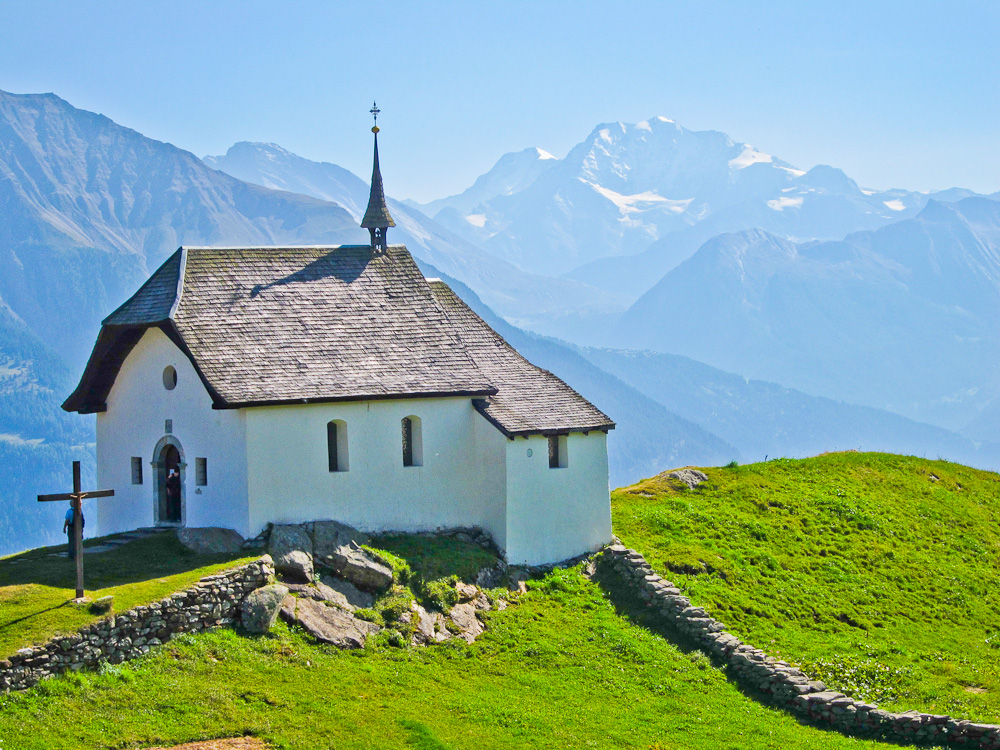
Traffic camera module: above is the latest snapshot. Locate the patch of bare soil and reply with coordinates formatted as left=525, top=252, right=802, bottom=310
left=146, top=739, right=267, bottom=750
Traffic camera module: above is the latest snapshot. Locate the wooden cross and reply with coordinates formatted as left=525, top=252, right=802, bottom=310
left=38, top=461, right=115, bottom=600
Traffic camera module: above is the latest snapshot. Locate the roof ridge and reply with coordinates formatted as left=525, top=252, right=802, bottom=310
left=167, top=247, right=187, bottom=320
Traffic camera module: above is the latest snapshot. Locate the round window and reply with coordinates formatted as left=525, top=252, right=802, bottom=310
left=163, top=366, right=178, bottom=390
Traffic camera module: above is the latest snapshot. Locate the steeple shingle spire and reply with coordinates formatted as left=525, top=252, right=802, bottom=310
left=361, top=102, right=395, bottom=252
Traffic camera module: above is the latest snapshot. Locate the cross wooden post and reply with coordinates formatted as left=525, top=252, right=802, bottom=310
left=38, top=460, right=115, bottom=600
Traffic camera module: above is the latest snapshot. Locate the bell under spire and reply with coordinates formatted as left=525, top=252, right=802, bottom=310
left=361, top=102, right=395, bottom=252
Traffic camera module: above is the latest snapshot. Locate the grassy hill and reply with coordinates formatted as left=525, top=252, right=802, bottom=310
left=0, top=528, right=918, bottom=749
left=2, top=451, right=996, bottom=748
left=613, top=451, right=1000, bottom=722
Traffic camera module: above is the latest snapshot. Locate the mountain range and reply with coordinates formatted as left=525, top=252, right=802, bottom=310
left=613, top=198, right=1000, bottom=434
left=412, top=116, right=989, bottom=299
left=2, top=87, right=999, bottom=556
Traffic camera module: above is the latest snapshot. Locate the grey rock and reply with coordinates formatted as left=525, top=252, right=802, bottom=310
left=311, top=520, right=369, bottom=559
left=285, top=582, right=353, bottom=610
left=177, top=527, right=246, bottom=555
left=325, top=542, right=392, bottom=591
left=241, top=584, right=289, bottom=634
left=667, top=468, right=709, bottom=489
left=455, top=581, right=478, bottom=601
left=449, top=602, right=485, bottom=643
left=268, top=524, right=313, bottom=561
left=412, top=605, right=451, bottom=645
left=276, top=550, right=314, bottom=583
left=280, top=596, right=379, bottom=649
left=319, top=575, right=375, bottom=609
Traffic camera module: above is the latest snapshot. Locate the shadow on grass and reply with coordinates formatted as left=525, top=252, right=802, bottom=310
left=0, top=532, right=251, bottom=592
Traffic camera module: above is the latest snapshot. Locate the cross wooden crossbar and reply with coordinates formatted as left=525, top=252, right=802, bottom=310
left=37, top=461, right=115, bottom=599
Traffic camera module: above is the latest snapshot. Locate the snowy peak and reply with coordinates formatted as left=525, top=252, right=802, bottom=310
left=416, top=145, right=561, bottom=217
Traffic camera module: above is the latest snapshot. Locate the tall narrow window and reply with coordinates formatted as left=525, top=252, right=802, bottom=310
left=327, top=420, right=349, bottom=472
left=401, top=416, right=423, bottom=467
left=131, top=457, right=143, bottom=485
left=548, top=435, right=568, bottom=469
left=195, top=457, right=208, bottom=486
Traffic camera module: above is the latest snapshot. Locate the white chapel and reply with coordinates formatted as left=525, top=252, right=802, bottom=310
left=63, top=120, right=615, bottom=565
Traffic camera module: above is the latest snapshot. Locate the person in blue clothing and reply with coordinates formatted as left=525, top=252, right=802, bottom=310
left=62, top=501, right=84, bottom=559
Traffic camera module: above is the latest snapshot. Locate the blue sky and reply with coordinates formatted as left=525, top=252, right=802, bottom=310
left=1, top=1, right=997, bottom=201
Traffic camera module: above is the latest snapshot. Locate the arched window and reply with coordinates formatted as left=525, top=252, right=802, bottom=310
left=401, top=416, right=423, bottom=467
left=327, top=420, right=349, bottom=472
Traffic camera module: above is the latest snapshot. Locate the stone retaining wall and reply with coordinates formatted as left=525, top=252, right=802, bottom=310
left=0, top=556, right=273, bottom=692
left=599, top=544, right=1000, bottom=749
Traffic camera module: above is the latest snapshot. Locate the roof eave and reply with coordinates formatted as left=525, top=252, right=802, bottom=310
left=213, top=387, right=499, bottom=411
left=472, top=399, right=615, bottom=438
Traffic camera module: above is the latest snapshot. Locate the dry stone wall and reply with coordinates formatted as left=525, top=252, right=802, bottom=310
left=0, top=556, right=273, bottom=693
left=599, top=544, right=1000, bottom=749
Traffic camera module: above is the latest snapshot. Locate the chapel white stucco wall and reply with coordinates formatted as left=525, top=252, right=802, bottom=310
left=503, top=432, right=612, bottom=566
left=96, top=327, right=249, bottom=537
left=243, top=398, right=508, bottom=543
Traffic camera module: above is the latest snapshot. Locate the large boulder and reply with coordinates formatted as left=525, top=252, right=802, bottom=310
left=310, top=520, right=369, bottom=559
left=280, top=596, right=380, bottom=649
left=178, top=527, right=245, bottom=554
left=276, top=550, right=314, bottom=583
left=269, top=524, right=315, bottom=582
left=268, top=524, right=313, bottom=561
left=318, top=575, right=375, bottom=609
left=324, top=542, right=393, bottom=591
left=285, top=581, right=353, bottom=610
left=240, top=584, right=289, bottom=634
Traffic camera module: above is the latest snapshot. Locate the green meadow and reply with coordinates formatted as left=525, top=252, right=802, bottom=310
left=613, top=452, right=1000, bottom=721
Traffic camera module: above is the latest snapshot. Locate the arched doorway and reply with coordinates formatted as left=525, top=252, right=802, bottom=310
left=153, top=437, right=185, bottom=525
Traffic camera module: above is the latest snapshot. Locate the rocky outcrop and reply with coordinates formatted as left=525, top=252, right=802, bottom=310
left=276, top=550, right=313, bottom=583
left=239, top=584, right=289, bottom=634
left=268, top=525, right=315, bottom=581
left=280, top=596, right=379, bottom=649
left=666, top=469, right=708, bottom=489
left=178, top=527, right=246, bottom=555
left=310, top=520, right=369, bottom=559
left=319, top=575, right=374, bottom=610
left=323, top=542, right=392, bottom=591
left=598, top=544, right=1000, bottom=749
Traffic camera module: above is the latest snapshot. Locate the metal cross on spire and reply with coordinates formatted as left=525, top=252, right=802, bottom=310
left=361, top=100, right=394, bottom=250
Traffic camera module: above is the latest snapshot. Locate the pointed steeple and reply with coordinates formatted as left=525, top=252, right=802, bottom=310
left=361, top=102, right=395, bottom=252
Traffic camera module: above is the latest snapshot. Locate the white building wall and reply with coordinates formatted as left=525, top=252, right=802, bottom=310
left=96, top=327, right=249, bottom=536
left=243, top=398, right=507, bottom=543
left=503, top=432, right=612, bottom=566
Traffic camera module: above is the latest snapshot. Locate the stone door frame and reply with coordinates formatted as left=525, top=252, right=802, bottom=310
left=151, top=435, right=186, bottom=527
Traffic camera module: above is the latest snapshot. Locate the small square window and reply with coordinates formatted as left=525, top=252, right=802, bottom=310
left=195, top=457, right=208, bottom=486
left=131, top=457, right=143, bottom=485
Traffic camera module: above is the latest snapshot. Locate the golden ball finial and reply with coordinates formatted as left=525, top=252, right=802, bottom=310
left=372, top=125, right=380, bottom=134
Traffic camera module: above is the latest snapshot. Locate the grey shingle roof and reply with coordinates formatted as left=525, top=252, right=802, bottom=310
left=103, top=250, right=182, bottom=326
left=65, top=245, right=495, bottom=411
left=64, top=244, right=613, bottom=437
left=429, top=280, right=615, bottom=437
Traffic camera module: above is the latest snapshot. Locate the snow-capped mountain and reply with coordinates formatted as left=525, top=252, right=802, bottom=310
left=416, top=116, right=967, bottom=293
left=613, top=197, right=1000, bottom=434
left=203, top=142, right=627, bottom=330
left=414, top=146, right=559, bottom=218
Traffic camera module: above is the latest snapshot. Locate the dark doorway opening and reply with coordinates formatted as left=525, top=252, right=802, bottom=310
left=159, top=444, right=182, bottom=523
